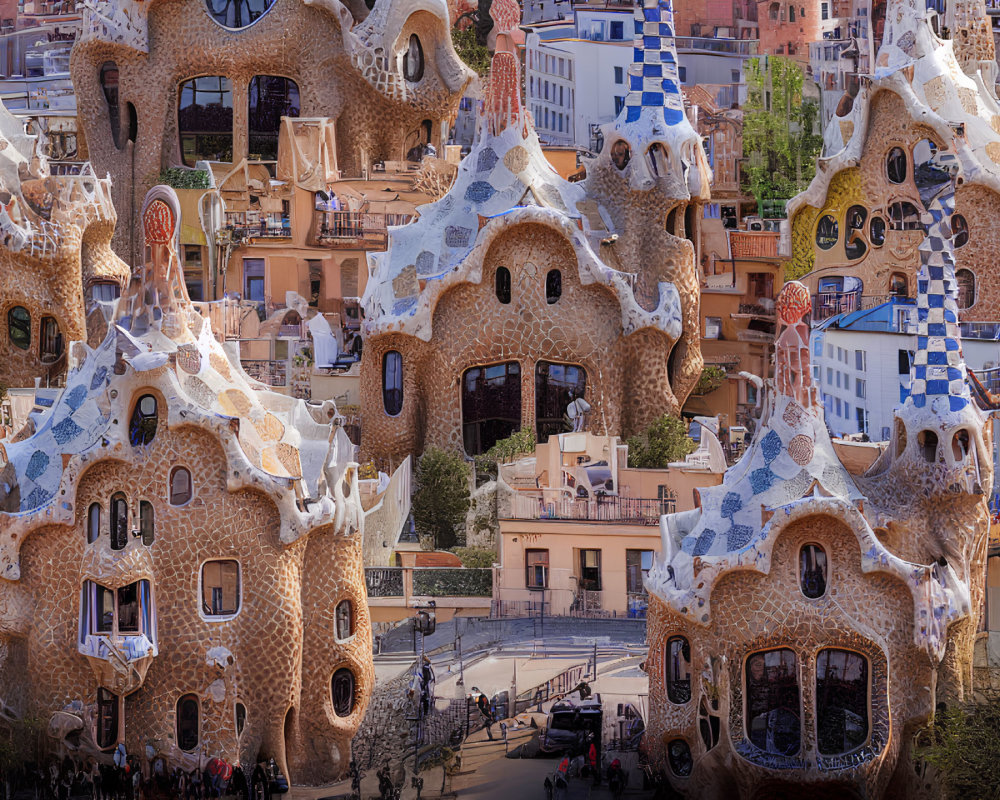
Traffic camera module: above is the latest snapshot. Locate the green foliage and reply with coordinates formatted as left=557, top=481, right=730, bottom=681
left=693, top=365, right=727, bottom=396
left=626, top=414, right=696, bottom=469
left=0, top=715, right=44, bottom=771
left=452, top=546, right=496, bottom=568
left=915, top=699, right=1000, bottom=799
left=413, top=447, right=471, bottom=550
left=474, top=428, right=536, bottom=478
left=412, top=567, right=492, bottom=597
left=452, top=26, right=492, bottom=77
left=157, top=167, right=211, bottom=190
left=741, top=56, right=823, bottom=216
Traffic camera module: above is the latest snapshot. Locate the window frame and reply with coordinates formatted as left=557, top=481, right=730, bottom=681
left=200, top=559, right=242, bottom=621
left=96, top=688, right=120, bottom=751
left=178, top=75, right=234, bottom=167
left=798, top=543, right=828, bottom=599
left=87, top=502, right=102, bottom=545
left=169, top=466, right=194, bottom=507
left=814, top=647, right=870, bottom=756
left=332, top=667, right=356, bottom=717
left=743, top=647, right=801, bottom=756
left=665, top=635, right=692, bottom=704
left=81, top=579, right=153, bottom=640
left=382, top=350, right=404, bottom=417
left=129, top=393, right=159, bottom=447
left=110, top=492, right=129, bottom=551
left=247, top=74, right=300, bottom=161
left=176, top=694, right=200, bottom=753
left=335, top=598, right=355, bottom=642
left=202, top=0, right=278, bottom=31
left=525, top=548, right=549, bottom=590
left=39, top=316, right=62, bottom=362
left=7, top=305, right=30, bottom=351
left=403, top=34, right=425, bottom=83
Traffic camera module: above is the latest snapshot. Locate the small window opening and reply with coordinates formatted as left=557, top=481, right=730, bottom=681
left=611, top=139, right=631, bottom=170
left=403, top=35, right=424, bottom=82
left=886, top=147, right=907, bottom=183
left=545, top=269, right=562, bottom=304
left=332, top=668, right=356, bottom=716
left=110, top=493, right=128, bottom=550
left=917, top=430, right=938, bottom=463
left=799, top=544, right=827, bottom=598
left=666, top=636, right=692, bottom=704
left=952, top=214, right=969, bottom=248
left=129, top=394, right=158, bottom=446
left=169, top=467, right=192, bottom=506
left=667, top=739, right=692, bottom=776
left=495, top=266, right=511, bottom=304
left=87, top=503, right=101, bottom=544
left=336, top=599, right=354, bottom=640
left=952, top=429, right=970, bottom=462
left=382, top=351, right=404, bottom=416
left=7, top=306, right=30, bottom=350
left=235, top=702, right=247, bottom=737
left=139, top=500, right=154, bottom=546
left=176, top=695, right=199, bottom=752
left=202, top=560, right=240, bottom=616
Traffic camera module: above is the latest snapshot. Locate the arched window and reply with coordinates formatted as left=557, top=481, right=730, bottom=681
left=952, top=214, right=969, bottom=248
left=39, top=317, right=62, bottom=362
left=96, top=688, right=119, bottom=750
left=248, top=75, right=300, bottom=161
left=535, top=361, right=586, bottom=443
left=100, top=62, right=120, bottom=149
left=7, top=306, right=30, bottom=350
left=178, top=76, right=233, bottom=166
left=918, top=430, right=938, bottom=462
left=87, top=503, right=101, bottom=544
left=611, top=140, right=631, bottom=170
left=176, top=695, right=199, bottom=752
left=886, top=147, right=907, bottom=183
left=403, top=35, right=424, bottom=82
left=382, top=351, right=403, bottom=416
left=799, top=544, right=827, bottom=598
left=869, top=215, right=886, bottom=247
left=889, top=272, right=907, bottom=297
left=204, top=0, right=277, bottom=28
left=745, top=649, right=800, bottom=755
left=647, top=142, right=670, bottom=177
left=956, top=269, right=975, bottom=309
left=666, top=739, right=692, bottom=776
left=815, top=649, right=868, bottom=755
left=844, top=206, right=867, bottom=260
left=952, top=428, right=971, bottom=462
left=139, top=501, right=154, bottom=546
left=169, top=467, right=193, bottom=506
left=888, top=201, right=921, bottom=231
left=332, top=668, right=356, bottom=716
left=768, top=2, right=779, bottom=20
left=462, top=362, right=522, bottom=455
left=495, top=267, right=511, bottom=304
left=235, top=702, right=247, bottom=737
left=666, top=636, right=692, bottom=704
left=789, top=5, right=795, bottom=20
left=110, top=493, right=128, bottom=551
left=126, top=102, right=138, bottom=144
left=202, top=560, right=240, bottom=617
left=912, top=137, right=938, bottom=170
left=545, top=269, right=562, bottom=304
left=129, top=394, right=158, bottom=446
left=336, top=599, right=354, bottom=640
left=816, top=214, right=838, bottom=250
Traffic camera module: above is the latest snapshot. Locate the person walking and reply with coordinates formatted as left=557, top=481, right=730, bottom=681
left=474, top=689, right=494, bottom=741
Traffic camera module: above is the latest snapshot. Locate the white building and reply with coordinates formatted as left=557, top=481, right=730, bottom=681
left=810, top=300, right=1000, bottom=441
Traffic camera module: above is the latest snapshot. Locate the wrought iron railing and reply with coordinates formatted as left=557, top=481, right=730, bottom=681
left=365, top=567, right=404, bottom=597
left=509, top=494, right=665, bottom=525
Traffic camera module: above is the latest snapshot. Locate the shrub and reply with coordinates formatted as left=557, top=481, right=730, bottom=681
left=157, top=167, right=211, bottom=190
left=452, top=546, right=496, bottom=568
left=626, top=414, right=695, bottom=469
left=413, top=447, right=471, bottom=549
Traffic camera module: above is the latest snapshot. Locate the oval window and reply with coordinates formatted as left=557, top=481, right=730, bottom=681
left=952, top=213, right=969, bottom=248
left=235, top=702, right=247, bottom=737
left=666, top=636, right=692, bottom=704
left=8, top=306, right=30, bottom=350
left=110, top=493, right=128, bottom=551
left=869, top=215, right=886, bottom=247
left=139, top=500, right=154, bottom=546
left=495, top=266, right=511, bottom=304
left=169, top=467, right=192, bottom=506
left=336, top=599, right=355, bottom=640
left=816, top=214, right=838, bottom=250
left=886, top=146, right=907, bottom=184
left=666, top=739, right=692, bottom=777
left=816, top=649, right=869, bottom=755
left=844, top=206, right=867, bottom=260
left=611, top=139, right=631, bottom=170
left=545, top=270, right=562, bottom=304
left=382, top=351, right=403, bottom=416
left=403, top=34, right=424, bottom=82
left=129, top=394, right=158, bottom=446
left=799, top=544, right=827, bottom=598
left=176, top=694, right=199, bottom=752
left=87, top=503, right=101, bottom=544
left=332, top=668, right=356, bottom=717
left=204, top=0, right=277, bottom=29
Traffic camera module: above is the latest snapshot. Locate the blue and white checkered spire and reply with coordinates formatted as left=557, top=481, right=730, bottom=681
left=909, top=188, right=971, bottom=412
left=622, top=0, right=685, bottom=126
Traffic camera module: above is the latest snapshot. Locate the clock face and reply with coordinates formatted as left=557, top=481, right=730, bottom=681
left=204, top=0, right=277, bottom=30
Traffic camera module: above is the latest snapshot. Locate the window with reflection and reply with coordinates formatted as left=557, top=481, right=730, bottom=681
left=667, top=739, right=692, bottom=777
left=888, top=201, right=921, bottom=231
left=169, top=467, right=193, bottom=506
left=202, top=560, right=240, bottom=616
left=816, top=214, right=838, bottom=250
left=526, top=549, right=549, bottom=589
left=248, top=75, right=300, bottom=160
left=799, top=544, right=827, bottom=598
left=87, top=503, right=101, bottom=544
left=886, top=147, right=907, bottom=183
left=745, top=649, right=800, bottom=755
left=91, top=282, right=121, bottom=304
left=100, top=62, right=120, bottom=149
left=139, top=500, right=154, bottom=546
left=332, top=668, right=356, bottom=716
left=815, top=649, right=869, bottom=755
left=335, top=599, right=354, bottom=640
left=869, top=215, right=886, bottom=247
left=96, top=688, right=119, bottom=750
left=535, top=361, right=586, bottom=443
left=129, top=394, right=158, bottom=446
left=382, top=351, right=403, bottom=416
left=952, top=213, right=969, bottom=248
left=81, top=579, right=152, bottom=638
left=8, top=306, right=29, bottom=350
left=545, top=269, right=562, bottom=304
left=110, top=493, right=128, bottom=550
left=462, top=362, right=521, bottom=455
left=844, top=206, right=867, bottom=259
left=957, top=269, right=975, bottom=309
left=666, top=636, right=692, bottom=704
left=176, top=695, right=199, bottom=752
left=403, top=35, right=424, bottom=82
left=204, top=0, right=277, bottom=29
left=495, top=266, right=511, bottom=304
left=178, top=76, right=233, bottom=166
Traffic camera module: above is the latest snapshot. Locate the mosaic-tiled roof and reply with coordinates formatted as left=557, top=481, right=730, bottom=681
left=624, top=0, right=685, bottom=127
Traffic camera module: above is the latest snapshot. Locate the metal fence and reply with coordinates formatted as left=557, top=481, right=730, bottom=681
left=366, top=567, right=404, bottom=597
left=508, top=494, right=664, bottom=525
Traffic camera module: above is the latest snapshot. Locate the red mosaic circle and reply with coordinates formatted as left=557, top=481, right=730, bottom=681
left=787, top=434, right=815, bottom=466
left=143, top=199, right=174, bottom=245
left=776, top=281, right=811, bottom=325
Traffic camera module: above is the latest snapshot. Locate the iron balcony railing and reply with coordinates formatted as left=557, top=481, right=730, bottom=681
left=509, top=494, right=666, bottom=525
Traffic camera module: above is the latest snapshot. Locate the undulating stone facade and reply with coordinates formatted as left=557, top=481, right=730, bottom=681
left=360, top=0, right=708, bottom=464
left=0, top=187, right=371, bottom=785
left=70, top=0, right=475, bottom=263
left=788, top=0, right=1000, bottom=322
left=645, top=138, right=990, bottom=798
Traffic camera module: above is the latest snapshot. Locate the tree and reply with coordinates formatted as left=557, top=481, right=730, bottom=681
left=626, top=415, right=696, bottom=469
left=452, top=27, right=491, bottom=78
left=915, top=697, right=1000, bottom=798
left=412, top=447, right=471, bottom=550
left=741, top=56, right=823, bottom=218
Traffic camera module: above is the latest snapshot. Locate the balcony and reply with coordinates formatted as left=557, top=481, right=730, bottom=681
left=736, top=328, right=774, bottom=343
left=224, top=211, right=291, bottom=241
left=675, top=36, right=758, bottom=56
left=729, top=230, right=781, bottom=259
left=508, top=493, right=666, bottom=525
left=240, top=359, right=287, bottom=387
left=314, top=211, right=392, bottom=249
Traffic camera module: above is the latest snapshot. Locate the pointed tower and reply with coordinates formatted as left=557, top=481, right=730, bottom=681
left=946, top=0, right=996, bottom=82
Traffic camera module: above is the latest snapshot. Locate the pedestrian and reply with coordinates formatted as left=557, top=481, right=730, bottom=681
left=587, top=742, right=599, bottom=786
left=475, top=690, right=494, bottom=741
